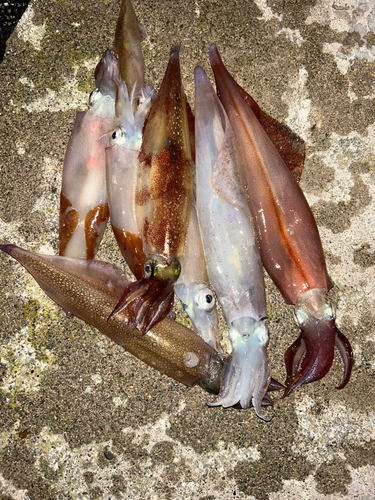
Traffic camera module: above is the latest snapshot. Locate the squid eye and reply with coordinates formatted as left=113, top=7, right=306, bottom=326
left=112, top=129, right=125, bottom=141
left=293, top=307, right=309, bottom=327
left=89, top=88, right=100, bottom=107
left=197, top=289, right=215, bottom=312
left=144, top=261, right=153, bottom=278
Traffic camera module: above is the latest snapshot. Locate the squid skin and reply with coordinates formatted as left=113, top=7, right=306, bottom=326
left=231, top=80, right=305, bottom=182
left=175, top=204, right=220, bottom=351
left=194, top=67, right=271, bottom=419
left=59, top=49, right=119, bottom=260
left=0, top=244, right=223, bottom=394
left=114, top=0, right=145, bottom=99
left=110, top=46, right=193, bottom=335
left=106, top=78, right=155, bottom=279
left=209, top=44, right=353, bottom=396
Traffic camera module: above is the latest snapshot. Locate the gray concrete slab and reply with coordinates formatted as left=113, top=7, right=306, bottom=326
left=0, top=0, right=374, bottom=498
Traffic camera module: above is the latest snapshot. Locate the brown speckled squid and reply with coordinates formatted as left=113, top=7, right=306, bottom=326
left=209, top=44, right=353, bottom=396
left=109, top=46, right=194, bottom=334
left=0, top=245, right=222, bottom=393
left=59, top=49, right=119, bottom=259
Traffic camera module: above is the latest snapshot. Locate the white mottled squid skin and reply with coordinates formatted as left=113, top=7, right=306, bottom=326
left=175, top=204, right=220, bottom=351
left=59, top=49, right=119, bottom=259
left=194, top=67, right=271, bottom=419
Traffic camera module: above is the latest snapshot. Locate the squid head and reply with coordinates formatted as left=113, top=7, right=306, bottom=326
left=284, top=288, right=353, bottom=396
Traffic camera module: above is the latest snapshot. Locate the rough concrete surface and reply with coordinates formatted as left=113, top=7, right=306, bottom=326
left=0, top=0, right=374, bottom=498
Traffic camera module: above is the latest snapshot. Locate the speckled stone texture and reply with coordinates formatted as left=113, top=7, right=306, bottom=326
left=0, top=0, right=374, bottom=499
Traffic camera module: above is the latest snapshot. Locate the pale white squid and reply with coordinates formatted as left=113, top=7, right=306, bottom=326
left=194, top=67, right=271, bottom=419
left=59, top=49, right=119, bottom=259
left=175, top=203, right=220, bottom=351
left=106, top=77, right=155, bottom=280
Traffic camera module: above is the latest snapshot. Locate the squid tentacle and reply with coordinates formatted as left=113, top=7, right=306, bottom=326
left=109, top=277, right=175, bottom=334
left=335, top=331, right=353, bottom=390
left=283, top=318, right=352, bottom=397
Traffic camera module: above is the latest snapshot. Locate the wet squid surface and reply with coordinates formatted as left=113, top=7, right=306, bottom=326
left=0, top=0, right=374, bottom=499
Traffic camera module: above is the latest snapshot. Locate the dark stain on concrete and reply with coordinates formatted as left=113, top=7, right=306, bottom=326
left=301, top=154, right=335, bottom=194
left=345, top=440, right=375, bottom=469
left=342, top=30, right=364, bottom=49
left=315, top=457, right=352, bottom=495
left=271, top=0, right=319, bottom=28
left=313, top=174, right=371, bottom=233
left=83, top=471, right=95, bottom=484
left=354, top=243, right=375, bottom=267
left=0, top=440, right=54, bottom=499
left=350, top=160, right=375, bottom=175
left=325, top=250, right=342, bottom=267
left=349, top=59, right=375, bottom=99
left=229, top=424, right=311, bottom=500
left=89, top=486, right=104, bottom=499
left=110, top=474, right=127, bottom=496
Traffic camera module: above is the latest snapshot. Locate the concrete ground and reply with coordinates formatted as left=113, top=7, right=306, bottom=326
left=0, top=0, right=374, bottom=498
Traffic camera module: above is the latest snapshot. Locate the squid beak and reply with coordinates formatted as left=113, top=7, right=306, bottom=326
left=284, top=318, right=353, bottom=397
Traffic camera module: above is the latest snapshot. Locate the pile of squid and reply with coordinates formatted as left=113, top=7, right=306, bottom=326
left=1, top=0, right=353, bottom=420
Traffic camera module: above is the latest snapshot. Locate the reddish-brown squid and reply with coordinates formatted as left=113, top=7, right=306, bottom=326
left=209, top=44, right=353, bottom=396
left=110, top=46, right=194, bottom=335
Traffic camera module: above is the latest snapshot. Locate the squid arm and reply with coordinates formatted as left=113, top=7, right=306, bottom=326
left=209, top=44, right=352, bottom=396
left=59, top=49, right=119, bottom=260
left=194, top=66, right=272, bottom=419
left=110, top=46, right=193, bottom=335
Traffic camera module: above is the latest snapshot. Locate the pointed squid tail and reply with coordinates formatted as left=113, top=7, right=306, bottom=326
left=108, top=277, right=175, bottom=334
left=283, top=317, right=353, bottom=397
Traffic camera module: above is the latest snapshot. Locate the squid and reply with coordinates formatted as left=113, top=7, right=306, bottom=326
left=106, top=78, right=155, bottom=279
left=194, top=67, right=271, bottom=419
left=107, top=85, right=219, bottom=347
left=105, top=0, right=154, bottom=279
left=0, top=244, right=222, bottom=393
left=110, top=46, right=194, bottom=335
left=175, top=204, right=220, bottom=351
left=209, top=44, right=353, bottom=396
left=59, top=49, right=119, bottom=259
